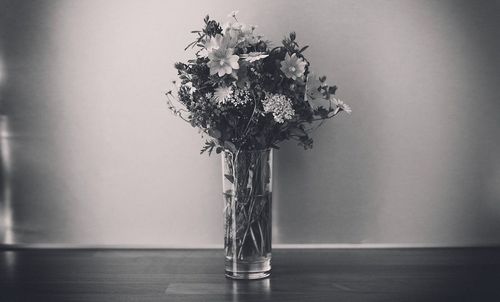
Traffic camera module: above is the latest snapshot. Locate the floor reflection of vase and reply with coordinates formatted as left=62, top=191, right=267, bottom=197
left=222, top=149, right=272, bottom=280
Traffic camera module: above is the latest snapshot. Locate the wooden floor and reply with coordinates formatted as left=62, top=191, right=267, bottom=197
left=1, top=248, right=500, bottom=301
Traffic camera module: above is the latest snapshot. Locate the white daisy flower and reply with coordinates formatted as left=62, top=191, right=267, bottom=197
left=332, top=97, right=352, bottom=114
left=241, top=52, right=269, bottom=62
left=214, top=86, right=233, bottom=104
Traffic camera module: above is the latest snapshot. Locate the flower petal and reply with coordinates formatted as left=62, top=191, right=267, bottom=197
left=223, top=65, right=232, bottom=74
left=230, top=61, right=239, bottom=69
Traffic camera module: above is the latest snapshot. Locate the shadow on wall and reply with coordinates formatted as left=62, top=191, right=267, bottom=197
left=1, top=1, right=78, bottom=244
left=452, top=0, right=500, bottom=243
left=0, top=4, right=12, bottom=243
left=274, top=0, right=500, bottom=245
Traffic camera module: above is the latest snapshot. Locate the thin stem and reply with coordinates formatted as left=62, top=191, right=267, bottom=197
left=237, top=155, right=261, bottom=255
left=225, top=150, right=271, bottom=261
left=239, top=96, right=258, bottom=143
left=257, top=221, right=264, bottom=255
left=249, top=227, right=259, bottom=254
left=237, top=188, right=257, bottom=258
left=165, top=93, right=192, bottom=123
left=231, top=150, right=239, bottom=268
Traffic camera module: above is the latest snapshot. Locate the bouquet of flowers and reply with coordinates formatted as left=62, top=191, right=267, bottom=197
left=166, top=11, right=351, bottom=279
left=166, top=11, right=351, bottom=155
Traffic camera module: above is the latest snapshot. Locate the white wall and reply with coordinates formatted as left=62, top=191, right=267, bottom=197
left=1, top=0, right=500, bottom=246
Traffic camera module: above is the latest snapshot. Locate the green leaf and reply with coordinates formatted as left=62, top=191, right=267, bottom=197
left=329, top=85, right=337, bottom=94
left=200, top=140, right=216, bottom=155
left=209, top=129, right=222, bottom=139
left=290, top=127, right=307, bottom=136
left=224, top=141, right=236, bottom=152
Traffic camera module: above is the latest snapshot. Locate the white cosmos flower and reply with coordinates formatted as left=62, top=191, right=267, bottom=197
left=208, top=48, right=240, bottom=77
left=206, top=35, right=240, bottom=77
left=280, top=53, right=307, bottom=80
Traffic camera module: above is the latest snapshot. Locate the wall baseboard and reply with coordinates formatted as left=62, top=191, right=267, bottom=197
left=1, top=243, right=499, bottom=250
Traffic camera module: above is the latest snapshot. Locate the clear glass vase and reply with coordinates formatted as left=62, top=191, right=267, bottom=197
left=222, top=149, right=272, bottom=280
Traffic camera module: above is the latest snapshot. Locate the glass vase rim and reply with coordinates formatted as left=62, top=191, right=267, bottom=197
left=222, top=148, right=273, bottom=155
